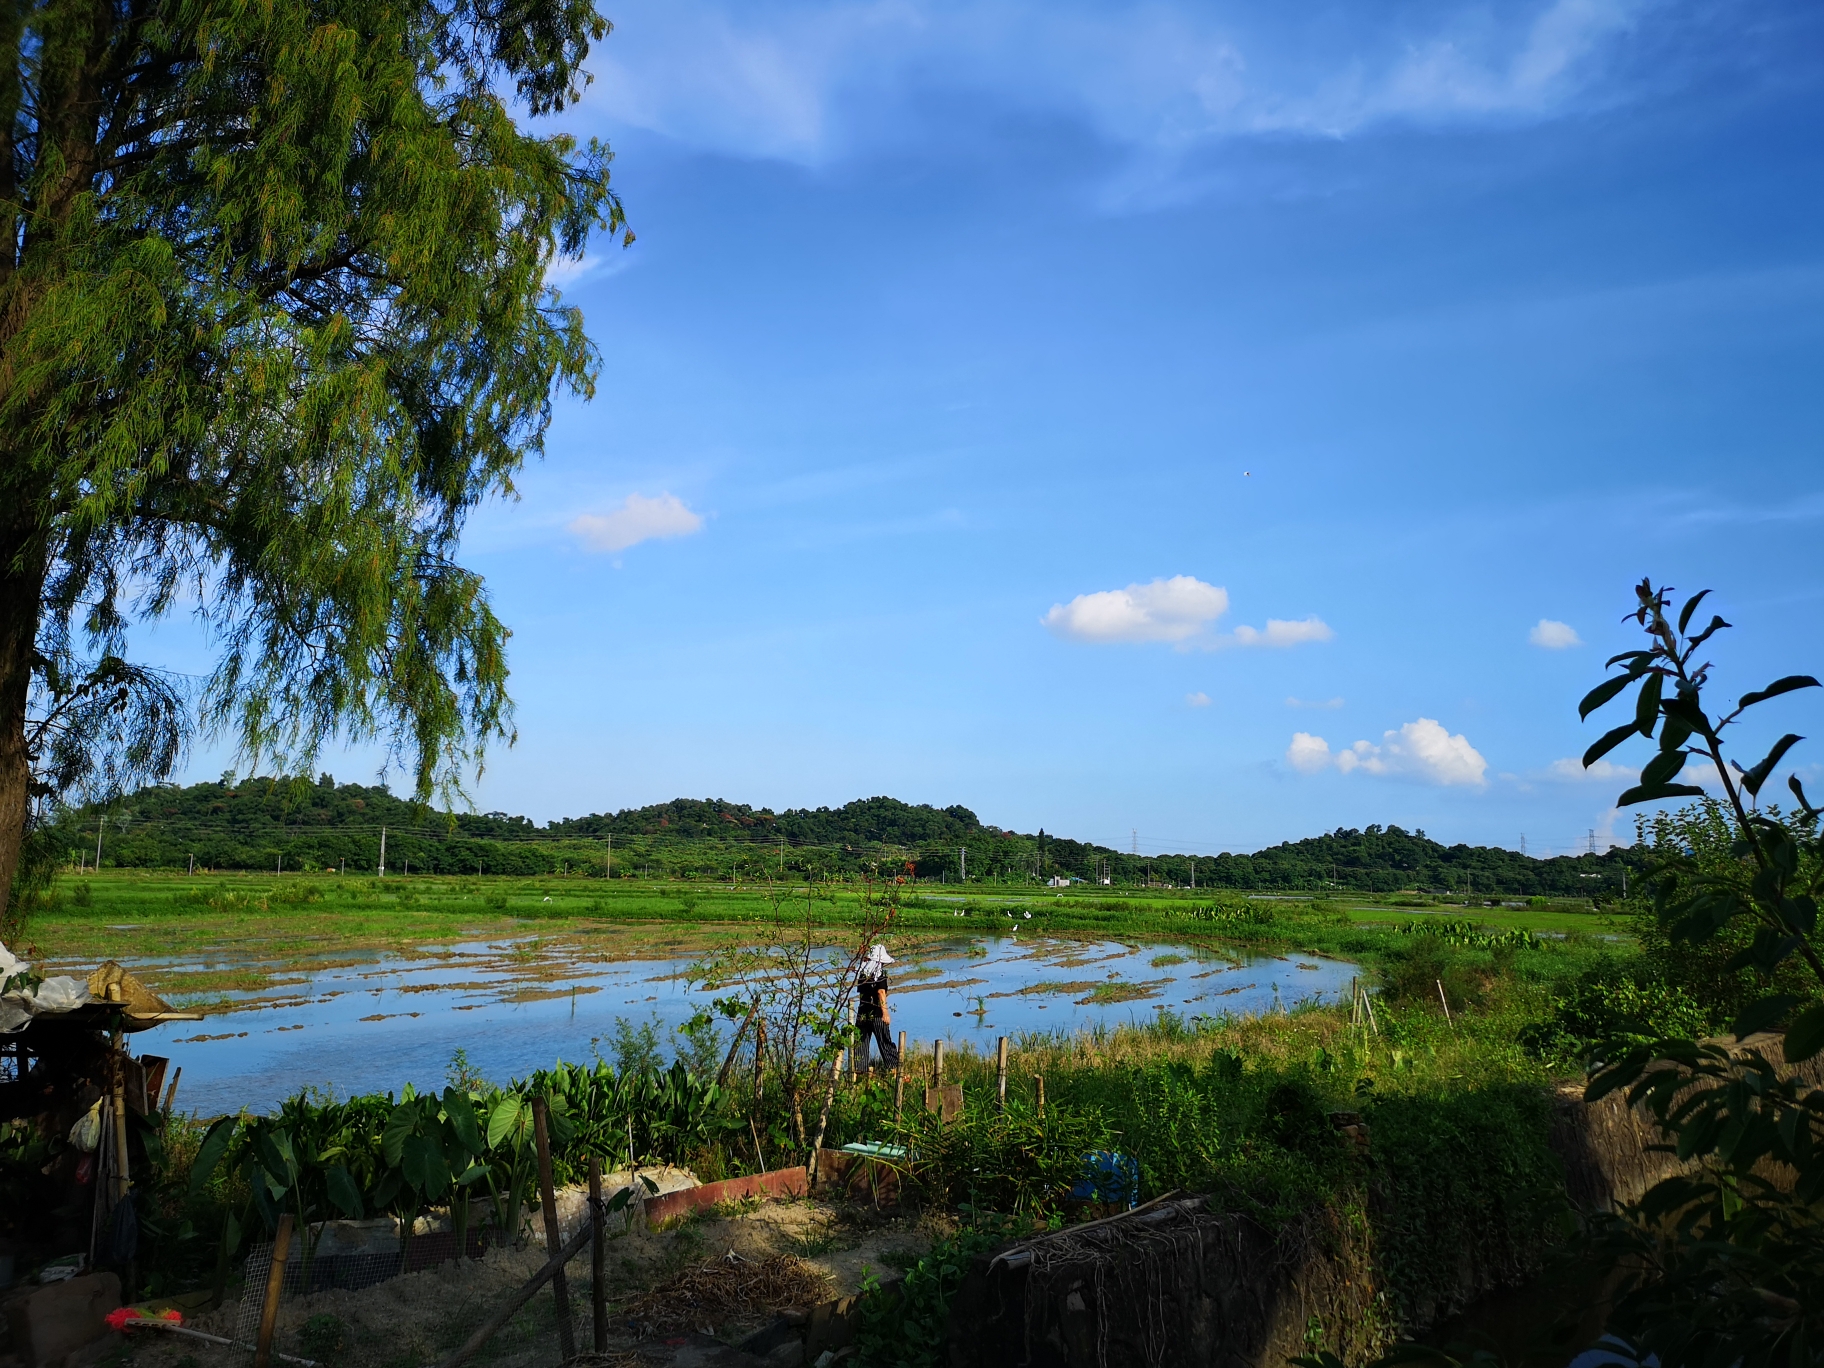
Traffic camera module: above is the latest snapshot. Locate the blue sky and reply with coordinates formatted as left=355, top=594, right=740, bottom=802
left=191, top=0, right=1824, bottom=855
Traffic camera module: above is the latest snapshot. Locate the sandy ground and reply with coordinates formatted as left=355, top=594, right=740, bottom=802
left=119, top=1197, right=935, bottom=1368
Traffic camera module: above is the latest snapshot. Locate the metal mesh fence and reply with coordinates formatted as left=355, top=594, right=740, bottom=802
left=232, top=1229, right=492, bottom=1361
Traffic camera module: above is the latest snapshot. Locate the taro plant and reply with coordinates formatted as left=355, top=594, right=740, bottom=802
left=1574, top=579, right=1824, bottom=1366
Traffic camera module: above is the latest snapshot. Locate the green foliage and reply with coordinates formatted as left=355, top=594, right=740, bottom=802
left=1629, top=799, right=1823, bottom=1024
left=186, top=1057, right=728, bottom=1254
left=1574, top=579, right=1824, bottom=1367
left=1517, top=971, right=1711, bottom=1065
left=298, top=1316, right=348, bottom=1361
left=53, top=778, right=1633, bottom=894
left=1, top=0, right=630, bottom=921
left=1367, top=1089, right=1570, bottom=1327
left=855, top=1217, right=1031, bottom=1368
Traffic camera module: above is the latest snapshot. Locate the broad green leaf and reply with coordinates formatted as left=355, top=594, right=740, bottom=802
left=1730, top=994, right=1800, bottom=1040
left=189, top=1116, right=239, bottom=1197
left=1741, top=733, right=1804, bottom=797
left=444, top=1088, right=483, bottom=1157
left=325, top=1164, right=364, bottom=1219
left=382, top=1102, right=416, bottom=1167
left=485, top=1095, right=522, bottom=1150
left=1738, top=675, right=1821, bottom=710
left=1579, top=673, right=1634, bottom=721
left=1784, top=1002, right=1824, bottom=1063
left=1657, top=714, right=1693, bottom=753
left=1616, top=782, right=1706, bottom=808
left=1639, top=749, right=1688, bottom=787
left=402, top=1134, right=451, bottom=1198
left=1676, top=589, right=1712, bottom=635
left=1634, top=671, right=1662, bottom=737
left=1583, top=722, right=1638, bottom=768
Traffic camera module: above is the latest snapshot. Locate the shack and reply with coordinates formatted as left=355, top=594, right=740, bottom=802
left=2, top=948, right=201, bottom=1292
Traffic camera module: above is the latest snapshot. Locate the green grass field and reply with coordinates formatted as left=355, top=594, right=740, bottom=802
left=17, top=868, right=1629, bottom=974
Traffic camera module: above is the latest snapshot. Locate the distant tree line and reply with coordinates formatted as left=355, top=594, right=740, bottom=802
left=53, top=777, right=1633, bottom=896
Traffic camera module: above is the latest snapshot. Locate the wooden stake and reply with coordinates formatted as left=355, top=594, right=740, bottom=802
left=531, top=1098, right=575, bottom=1360
left=588, top=1155, right=607, bottom=1352
left=995, top=1037, right=1008, bottom=1110
left=253, top=1214, right=294, bottom=1368
left=1034, top=1075, right=1045, bottom=1118
left=933, top=1040, right=945, bottom=1086
left=161, top=1066, right=182, bottom=1116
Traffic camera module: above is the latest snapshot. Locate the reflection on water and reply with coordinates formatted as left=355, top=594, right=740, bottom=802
left=119, top=933, right=1359, bottom=1115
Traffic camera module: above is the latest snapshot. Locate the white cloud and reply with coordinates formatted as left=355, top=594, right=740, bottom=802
left=1186, top=691, right=1212, bottom=707
left=1229, top=617, right=1335, bottom=648
left=568, top=493, right=705, bottom=554
left=581, top=0, right=1653, bottom=168
left=1287, top=732, right=1333, bottom=773
left=1529, top=618, right=1583, bottom=649
left=1042, top=576, right=1228, bottom=644
left=1545, top=757, right=1629, bottom=783
left=1291, top=718, right=1488, bottom=787
left=1287, top=696, right=1345, bottom=710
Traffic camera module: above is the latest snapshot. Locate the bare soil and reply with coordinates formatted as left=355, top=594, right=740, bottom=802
left=122, top=1198, right=935, bottom=1368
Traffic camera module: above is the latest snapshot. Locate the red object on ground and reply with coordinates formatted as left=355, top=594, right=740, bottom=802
left=640, top=1166, right=809, bottom=1228
left=106, top=1306, right=183, bottom=1331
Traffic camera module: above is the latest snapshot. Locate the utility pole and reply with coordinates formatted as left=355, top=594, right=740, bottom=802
left=94, top=818, right=104, bottom=872
left=378, top=826, right=387, bottom=877
left=960, top=847, right=966, bottom=882
left=1191, top=858, right=1196, bottom=890
left=606, top=833, right=612, bottom=880
left=188, top=853, right=194, bottom=875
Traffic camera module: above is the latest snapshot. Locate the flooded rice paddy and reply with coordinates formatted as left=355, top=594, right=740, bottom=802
left=104, top=930, right=1359, bottom=1114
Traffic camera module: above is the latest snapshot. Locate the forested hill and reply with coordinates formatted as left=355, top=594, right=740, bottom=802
left=60, top=777, right=1632, bottom=896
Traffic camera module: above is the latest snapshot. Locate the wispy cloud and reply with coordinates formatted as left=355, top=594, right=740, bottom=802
left=1288, top=718, right=1488, bottom=787
left=1529, top=618, right=1583, bottom=648
left=1287, top=695, right=1345, bottom=709
left=1186, top=691, right=1212, bottom=707
left=583, top=0, right=1656, bottom=168
left=569, top=493, right=706, bottom=554
left=1229, top=617, right=1335, bottom=649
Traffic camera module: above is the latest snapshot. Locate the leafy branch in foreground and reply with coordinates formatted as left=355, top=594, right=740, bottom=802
left=1578, top=577, right=1823, bottom=1056
left=1573, top=579, right=1824, bottom=1368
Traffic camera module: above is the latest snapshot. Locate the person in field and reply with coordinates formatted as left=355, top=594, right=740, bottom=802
left=855, top=944, right=900, bottom=1071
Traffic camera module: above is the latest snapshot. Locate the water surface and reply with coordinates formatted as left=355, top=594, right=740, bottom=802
left=116, top=932, right=1357, bottom=1114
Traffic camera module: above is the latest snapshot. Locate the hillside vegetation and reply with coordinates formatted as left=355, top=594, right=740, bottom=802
left=54, top=777, right=1630, bottom=895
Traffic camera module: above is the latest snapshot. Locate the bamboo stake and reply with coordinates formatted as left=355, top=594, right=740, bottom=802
left=995, top=1037, right=1008, bottom=1110
left=588, top=1156, right=607, bottom=1352
left=1034, top=1075, right=1045, bottom=1118
left=933, top=1040, right=945, bottom=1085
left=531, top=1099, right=574, bottom=1361
left=434, top=1217, right=595, bottom=1368
left=1436, top=980, right=1454, bottom=1029
left=894, top=1033, right=907, bottom=1120
left=253, top=1214, right=294, bottom=1368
